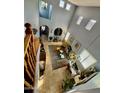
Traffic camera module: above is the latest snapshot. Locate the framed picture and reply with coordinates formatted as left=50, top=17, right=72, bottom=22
left=68, top=35, right=75, bottom=45
left=72, top=40, right=81, bottom=53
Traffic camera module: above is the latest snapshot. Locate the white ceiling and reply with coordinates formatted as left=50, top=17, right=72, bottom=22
left=68, top=0, right=100, bottom=7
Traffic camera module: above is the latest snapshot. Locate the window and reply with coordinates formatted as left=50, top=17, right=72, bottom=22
left=78, top=49, right=97, bottom=70
left=59, top=0, right=65, bottom=8
left=82, top=55, right=97, bottom=69
left=39, top=0, right=53, bottom=20
left=64, top=32, right=70, bottom=41
left=40, top=1, right=48, bottom=9
left=65, top=3, right=71, bottom=11
left=76, top=16, right=83, bottom=25
left=85, top=19, right=96, bottom=31
left=59, top=0, right=71, bottom=11
left=41, top=26, right=45, bottom=31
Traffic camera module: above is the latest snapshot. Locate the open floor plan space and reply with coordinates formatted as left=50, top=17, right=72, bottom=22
left=39, top=37, right=70, bottom=93
left=24, top=0, right=100, bottom=93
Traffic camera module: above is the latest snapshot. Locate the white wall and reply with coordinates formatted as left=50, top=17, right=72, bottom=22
left=39, top=0, right=76, bottom=39
left=68, top=6, right=100, bottom=71
left=88, top=36, right=100, bottom=71
left=24, top=0, right=39, bottom=36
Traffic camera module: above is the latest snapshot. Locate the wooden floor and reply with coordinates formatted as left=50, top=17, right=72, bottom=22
left=39, top=36, right=69, bottom=93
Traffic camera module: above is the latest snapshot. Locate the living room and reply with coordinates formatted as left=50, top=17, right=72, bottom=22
left=24, top=0, right=100, bottom=93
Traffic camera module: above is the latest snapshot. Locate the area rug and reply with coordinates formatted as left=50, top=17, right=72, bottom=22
left=48, top=45, right=69, bottom=70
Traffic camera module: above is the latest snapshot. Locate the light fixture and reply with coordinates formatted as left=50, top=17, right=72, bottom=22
left=76, top=16, right=83, bottom=25
left=85, top=19, right=96, bottom=31
left=59, top=0, right=65, bottom=8
left=65, top=3, right=71, bottom=11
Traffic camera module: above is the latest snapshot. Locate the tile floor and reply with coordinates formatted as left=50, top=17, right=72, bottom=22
left=39, top=36, right=69, bottom=93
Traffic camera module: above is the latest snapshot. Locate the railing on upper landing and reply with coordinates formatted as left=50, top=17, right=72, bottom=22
left=24, top=32, right=40, bottom=93
left=24, top=33, right=37, bottom=88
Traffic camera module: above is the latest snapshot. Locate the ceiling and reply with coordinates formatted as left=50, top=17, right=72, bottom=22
left=68, top=0, right=100, bottom=7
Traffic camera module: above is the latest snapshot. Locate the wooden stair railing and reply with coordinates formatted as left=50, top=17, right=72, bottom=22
left=24, top=34, right=37, bottom=89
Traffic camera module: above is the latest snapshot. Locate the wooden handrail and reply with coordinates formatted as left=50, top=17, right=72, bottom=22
left=24, top=34, right=36, bottom=56
left=24, top=80, right=33, bottom=88
left=24, top=23, right=40, bottom=90
left=24, top=34, right=31, bottom=55
left=24, top=33, right=37, bottom=88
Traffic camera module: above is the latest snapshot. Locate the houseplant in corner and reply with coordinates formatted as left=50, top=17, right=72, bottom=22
left=62, top=76, right=75, bottom=92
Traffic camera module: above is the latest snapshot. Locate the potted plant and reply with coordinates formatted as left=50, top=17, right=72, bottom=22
left=62, top=77, right=75, bottom=92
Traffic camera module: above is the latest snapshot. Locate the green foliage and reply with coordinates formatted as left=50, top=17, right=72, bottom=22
left=62, top=77, right=74, bottom=91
